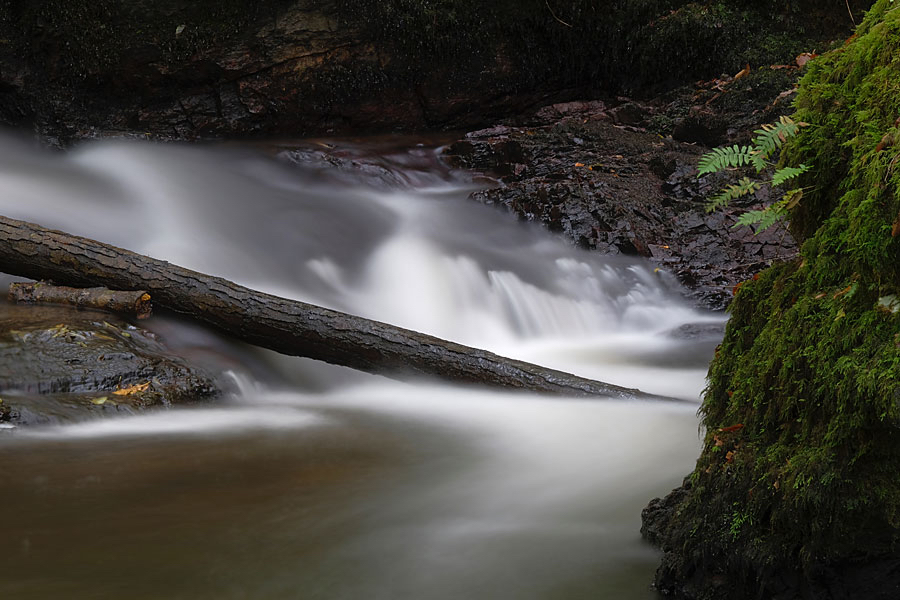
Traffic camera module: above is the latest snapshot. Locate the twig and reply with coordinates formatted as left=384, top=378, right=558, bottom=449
left=846, top=0, right=856, bottom=26
left=9, top=282, right=152, bottom=319
left=545, top=0, right=572, bottom=28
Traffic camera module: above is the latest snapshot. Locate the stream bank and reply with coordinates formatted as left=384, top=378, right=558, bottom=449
left=641, top=2, right=900, bottom=598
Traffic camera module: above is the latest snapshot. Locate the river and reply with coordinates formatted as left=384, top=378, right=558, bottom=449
left=0, top=134, right=722, bottom=599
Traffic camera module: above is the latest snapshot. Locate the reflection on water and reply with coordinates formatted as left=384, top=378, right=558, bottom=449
left=0, top=135, right=715, bottom=598
left=0, top=386, right=699, bottom=600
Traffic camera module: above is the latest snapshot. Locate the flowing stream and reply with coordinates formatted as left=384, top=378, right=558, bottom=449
left=0, top=134, right=723, bottom=599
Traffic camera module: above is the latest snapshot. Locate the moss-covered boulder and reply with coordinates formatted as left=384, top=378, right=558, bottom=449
left=643, top=2, right=900, bottom=598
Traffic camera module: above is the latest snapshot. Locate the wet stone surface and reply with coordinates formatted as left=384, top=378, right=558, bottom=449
left=445, top=100, right=798, bottom=310
left=0, top=303, right=218, bottom=427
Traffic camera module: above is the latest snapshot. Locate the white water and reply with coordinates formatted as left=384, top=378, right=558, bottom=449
left=0, top=134, right=721, bottom=599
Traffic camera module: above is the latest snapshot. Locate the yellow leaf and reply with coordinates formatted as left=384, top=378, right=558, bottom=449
left=112, top=382, right=151, bottom=396
left=91, top=397, right=109, bottom=405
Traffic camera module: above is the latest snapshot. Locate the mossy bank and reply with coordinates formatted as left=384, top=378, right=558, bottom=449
left=643, top=2, right=900, bottom=598
left=0, top=0, right=869, bottom=142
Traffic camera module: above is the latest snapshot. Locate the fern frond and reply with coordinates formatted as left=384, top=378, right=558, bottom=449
left=733, top=208, right=784, bottom=232
left=704, top=177, right=761, bottom=212
left=697, top=145, right=756, bottom=175
left=732, top=198, right=790, bottom=232
left=733, top=209, right=781, bottom=231
left=771, top=164, right=811, bottom=186
left=751, top=116, right=805, bottom=160
left=750, top=151, right=767, bottom=172
left=783, top=187, right=804, bottom=209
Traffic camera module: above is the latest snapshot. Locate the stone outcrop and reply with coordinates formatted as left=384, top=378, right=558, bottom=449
left=0, top=0, right=871, bottom=144
left=0, top=303, right=218, bottom=427
left=445, top=100, right=798, bottom=309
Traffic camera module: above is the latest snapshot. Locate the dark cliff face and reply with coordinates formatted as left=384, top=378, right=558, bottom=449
left=0, top=0, right=872, bottom=143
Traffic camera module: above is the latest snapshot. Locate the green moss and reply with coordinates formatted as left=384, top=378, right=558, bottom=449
left=669, top=0, right=900, bottom=589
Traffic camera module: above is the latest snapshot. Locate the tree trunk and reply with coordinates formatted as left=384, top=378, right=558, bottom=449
left=0, top=215, right=678, bottom=401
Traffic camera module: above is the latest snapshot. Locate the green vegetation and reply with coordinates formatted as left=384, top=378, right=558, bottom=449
left=698, top=116, right=811, bottom=231
left=660, top=1, right=900, bottom=593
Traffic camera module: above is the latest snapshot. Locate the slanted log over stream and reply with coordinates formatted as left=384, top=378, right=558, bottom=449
left=0, top=215, right=673, bottom=400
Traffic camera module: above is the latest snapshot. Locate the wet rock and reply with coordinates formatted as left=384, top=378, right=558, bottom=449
left=0, top=303, right=218, bottom=427
left=446, top=101, right=798, bottom=310
left=609, top=102, right=646, bottom=127
left=664, top=322, right=726, bottom=340
left=672, top=112, right=727, bottom=146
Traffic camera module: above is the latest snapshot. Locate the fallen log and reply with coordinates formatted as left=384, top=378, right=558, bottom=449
left=9, top=282, right=152, bottom=319
left=0, top=215, right=679, bottom=400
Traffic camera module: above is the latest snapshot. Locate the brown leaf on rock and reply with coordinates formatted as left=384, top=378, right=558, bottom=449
left=113, top=381, right=151, bottom=396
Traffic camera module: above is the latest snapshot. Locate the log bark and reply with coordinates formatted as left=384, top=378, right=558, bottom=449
left=9, top=282, right=152, bottom=319
left=0, top=215, right=679, bottom=401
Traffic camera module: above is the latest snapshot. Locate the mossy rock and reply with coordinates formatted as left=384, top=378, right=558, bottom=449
left=648, top=2, right=900, bottom=597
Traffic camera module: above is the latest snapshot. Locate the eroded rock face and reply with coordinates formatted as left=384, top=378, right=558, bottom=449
left=0, top=303, right=218, bottom=426
left=0, top=1, right=871, bottom=144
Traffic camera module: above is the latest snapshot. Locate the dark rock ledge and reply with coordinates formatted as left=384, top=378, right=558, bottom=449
left=445, top=97, right=798, bottom=310
left=0, top=302, right=218, bottom=428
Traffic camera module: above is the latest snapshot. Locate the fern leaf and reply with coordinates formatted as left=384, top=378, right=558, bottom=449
left=771, top=164, right=811, bottom=186
left=733, top=208, right=784, bottom=232
left=704, top=177, right=760, bottom=212
left=750, top=150, right=767, bottom=172
left=732, top=198, right=790, bottom=233
left=751, top=116, right=804, bottom=159
left=697, top=145, right=755, bottom=175
left=784, top=187, right=803, bottom=209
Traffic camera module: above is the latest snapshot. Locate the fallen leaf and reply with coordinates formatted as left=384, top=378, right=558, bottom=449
left=574, top=162, right=585, bottom=167
left=892, top=211, right=900, bottom=237
left=91, top=396, right=108, bottom=405
left=113, top=382, right=151, bottom=396
left=733, top=64, right=750, bottom=81
left=719, top=424, right=745, bottom=433
left=833, top=284, right=853, bottom=298
left=795, top=52, right=818, bottom=68
left=725, top=450, right=735, bottom=464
